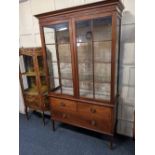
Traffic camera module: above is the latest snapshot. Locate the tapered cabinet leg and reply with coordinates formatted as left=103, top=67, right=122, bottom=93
left=25, top=106, right=29, bottom=120
left=42, top=111, right=45, bottom=126
left=109, top=136, right=114, bottom=150
left=52, top=120, right=55, bottom=131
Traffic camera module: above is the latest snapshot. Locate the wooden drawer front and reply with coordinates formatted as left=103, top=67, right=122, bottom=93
left=25, top=95, right=40, bottom=108
left=80, top=115, right=112, bottom=133
left=77, top=102, right=112, bottom=119
left=52, top=110, right=112, bottom=134
left=52, top=111, right=72, bottom=121
left=77, top=102, right=112, bottom=133
left=50, top=98, right=76, bottom=112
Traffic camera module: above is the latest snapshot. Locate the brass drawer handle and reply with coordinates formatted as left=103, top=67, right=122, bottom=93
left=60, top=102, right=65, bottom=107
left=90, top=108, right=96, bottom=113
left=91, top=120, right=96, bottom=126
left=62, top=113, right=67, bottom=118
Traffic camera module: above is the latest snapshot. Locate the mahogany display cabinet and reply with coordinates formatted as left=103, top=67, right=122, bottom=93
left=35, top=0, right=124, bottom=147
left=19, top=48, right=49, bottom=125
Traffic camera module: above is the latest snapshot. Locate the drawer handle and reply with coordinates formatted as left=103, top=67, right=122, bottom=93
left=62, top=113, right=67, bottom=118
left=60, top=102, right=65, bottom=107
left=90, top=108, right=96, bottom=113
left=91, top=120, right=96, bottom=126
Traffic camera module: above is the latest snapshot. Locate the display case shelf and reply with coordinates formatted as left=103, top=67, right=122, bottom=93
left=45, top=43, right=70, bottom=45
left=24, top=85, right=48, bottom=95
left=21, top=72, right=36, bottom=76
left=76, top=40, right=112, bottom=44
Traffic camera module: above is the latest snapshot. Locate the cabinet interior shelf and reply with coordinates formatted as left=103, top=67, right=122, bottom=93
left=51, top=61, right=111, bottom=64
left=76, top=40, right=112, bottom=43
left=53, top=77, right=110, bottom=83
left=21, top=72, right=36, bottom=76
left=21, top=71, right=46, bottom=76
left=46, top=43, right=69, bottom=45
left=45, top=40, right=111, bottom=46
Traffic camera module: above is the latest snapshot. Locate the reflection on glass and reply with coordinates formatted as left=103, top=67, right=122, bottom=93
left=79, top=81, right=93, bottom=98
left=115, top=18, right=120, bottom=96
left=94, top=41, right=111, bottom=62
left=58, top=44, right=71, bottom=62
left=76, top=20, right=91, bottom=43
left=37, top=56, right=44, bottom=72
left=94, top=63, right=111, bottom=82
left=22, top=76, right=38, bottom=95
left=60, top=63, right=72, bottom=79
left=23, top=55, right=34, bottom=73
left=76, top=16, right=112, bottom=101
left=19, top=55, right=25, bottom=73
left=43, top=22, right=73, bottom=96
left=76, top=20, right=93, bottom=98
left=95, top=83, right=110, bottom=100
left=93, top=17, right=112, bottom=41
left=93, top=17, right=112, bottom=101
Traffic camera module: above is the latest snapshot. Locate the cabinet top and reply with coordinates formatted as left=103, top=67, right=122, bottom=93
left=35, top=0, right=124, bottom=19
left=19, top=47, right=42, bottom=56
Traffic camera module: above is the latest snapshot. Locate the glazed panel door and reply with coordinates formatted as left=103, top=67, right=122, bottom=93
left=43, top=22, right=74, bottom=96
left=75, top=16, right=112, bottom=102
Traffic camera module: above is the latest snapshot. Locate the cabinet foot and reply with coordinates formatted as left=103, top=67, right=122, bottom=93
left=52, top=120, right=55, bottom=131
left=42, top=111, right=45, bottom=126
left=109, top=136, right=114, bottom=150
left=25, top=107, right=29, bottom=120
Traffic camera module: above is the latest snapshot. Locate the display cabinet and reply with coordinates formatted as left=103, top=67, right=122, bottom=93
left=35, top=0, right=124, bottom=147
left=19, top=48, right=49, bottom=125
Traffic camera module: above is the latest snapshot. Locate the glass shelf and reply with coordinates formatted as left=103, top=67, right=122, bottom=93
left=21, top=72, right=36, bottom=76
left=76, top=40, right=112, bottom=44
left=45, top=43, right=70, bottom=45
left=51, top=60, right=111, bottom=64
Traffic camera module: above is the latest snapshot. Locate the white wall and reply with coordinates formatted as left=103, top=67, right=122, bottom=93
left=19, top=0, right=135, bottom=137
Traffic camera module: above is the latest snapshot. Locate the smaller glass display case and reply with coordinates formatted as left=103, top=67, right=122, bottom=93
left=19, top=48, right=49, bottom=124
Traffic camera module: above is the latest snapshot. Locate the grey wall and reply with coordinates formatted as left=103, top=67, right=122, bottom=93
left=19, top=0, right=135, bottom=137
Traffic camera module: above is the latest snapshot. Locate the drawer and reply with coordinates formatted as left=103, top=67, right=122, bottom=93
left=80, top=115, right=112, bottom=133
left=50, top=98, right=76, bottom=112
left=77, top=102, right=112, bottom=120
left=52, top=110, right=72, bottom=121
left=25, top=95, right=41, bottom=108
left=52, top=110, right=112, bottom=134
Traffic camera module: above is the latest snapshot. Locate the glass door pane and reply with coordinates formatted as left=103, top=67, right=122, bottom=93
left=76, top=16, right=112, bottom=101
left=76, top=20, right=93, bottom=98
left=19, top=54, right=38, bottom=95
left=37, top=56, right=44, bottom=74
left=43, top=22, right=74, bottom=96
left=21, top=75, right=38, bottom=95
left=19, top=55, right=35, bottom=74
left=93, top=17, right=112, bottom=100
left=37, top=56, right=48, bottom=93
